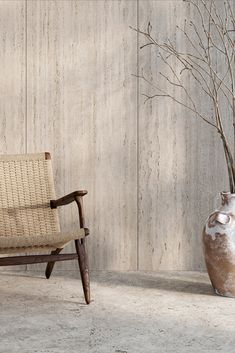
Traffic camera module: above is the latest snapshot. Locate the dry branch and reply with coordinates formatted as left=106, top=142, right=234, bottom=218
left=132, top=0, right=235, bottom=192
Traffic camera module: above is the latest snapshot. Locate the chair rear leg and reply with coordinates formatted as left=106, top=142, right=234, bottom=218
left=75, top=239, right=90, bottom=304
left=45, top=248, right=62, bottom=279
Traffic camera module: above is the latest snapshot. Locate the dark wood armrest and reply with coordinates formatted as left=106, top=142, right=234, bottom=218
left=50, top=190, right=88, bottom=209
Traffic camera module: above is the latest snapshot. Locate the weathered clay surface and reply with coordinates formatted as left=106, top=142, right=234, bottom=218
left=203, top=192, right=235, bottom=297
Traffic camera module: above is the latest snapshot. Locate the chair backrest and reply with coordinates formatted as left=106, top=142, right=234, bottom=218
left=0, top=152, right=60, bottom=237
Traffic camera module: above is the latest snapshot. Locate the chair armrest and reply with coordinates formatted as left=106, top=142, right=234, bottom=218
left=50, top=190, right=88, bottom=209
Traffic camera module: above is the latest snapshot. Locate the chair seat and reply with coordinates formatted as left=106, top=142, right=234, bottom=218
left=0, top=228, right=86, bottom=254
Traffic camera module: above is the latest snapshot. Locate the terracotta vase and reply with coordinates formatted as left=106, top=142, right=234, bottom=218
left=203, top=192, right=235, bottom=297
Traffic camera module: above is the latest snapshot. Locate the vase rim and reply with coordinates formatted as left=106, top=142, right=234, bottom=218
left=221, top=191, right=235, bottom=198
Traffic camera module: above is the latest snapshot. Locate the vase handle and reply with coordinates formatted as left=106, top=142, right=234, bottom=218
left=208, top=212, right=230, bottom=226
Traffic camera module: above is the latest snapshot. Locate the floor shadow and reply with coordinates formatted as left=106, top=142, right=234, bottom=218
left=0, top=270, right=214, bottom=296
left=90, top=271, right=214, bottom=296
left=0, top=288, right=86, bottom=306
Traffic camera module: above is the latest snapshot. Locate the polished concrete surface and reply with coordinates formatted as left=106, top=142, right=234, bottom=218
left=0, top=270, right=234, bottom=353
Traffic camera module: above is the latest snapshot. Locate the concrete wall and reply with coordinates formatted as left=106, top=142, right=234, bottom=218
left=0, top=0, right=229, bottom=271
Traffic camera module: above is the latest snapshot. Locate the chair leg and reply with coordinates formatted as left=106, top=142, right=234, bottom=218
left=75, top=239, right=90, bottom=304
left=45, top=248, right=62, bottom=279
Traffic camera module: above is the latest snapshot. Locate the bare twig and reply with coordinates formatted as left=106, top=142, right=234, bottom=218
left=131, top=0, right=235, bottom=191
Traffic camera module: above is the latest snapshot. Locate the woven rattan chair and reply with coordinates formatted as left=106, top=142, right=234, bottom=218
left=0, top=152, right=90, bottom=304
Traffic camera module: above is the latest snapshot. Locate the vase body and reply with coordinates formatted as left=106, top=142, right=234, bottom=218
left=203, top=192, right=235, bottom=297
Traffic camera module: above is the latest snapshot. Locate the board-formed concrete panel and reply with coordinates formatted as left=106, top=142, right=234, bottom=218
left=27, top=0, right=138, bottom=270
left=0, top=0, right=26, bottom=271
left=138, top=0, right=230, bottom=270
left=0, top=0, right=231, bottom=271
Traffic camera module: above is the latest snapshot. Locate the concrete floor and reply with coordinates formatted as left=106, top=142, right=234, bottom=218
left=0, top=270, right=235, bottom=353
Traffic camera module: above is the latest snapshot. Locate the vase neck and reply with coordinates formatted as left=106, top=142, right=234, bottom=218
left=221, top=192, right=235, bottom=212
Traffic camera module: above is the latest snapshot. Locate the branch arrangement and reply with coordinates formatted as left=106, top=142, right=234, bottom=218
left=132, top=0, right=235, bottom=192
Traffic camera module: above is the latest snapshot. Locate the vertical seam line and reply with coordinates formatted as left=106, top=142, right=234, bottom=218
left=25, top=0, right=27, bottom=155
left=137, top=0, right=139, bottom=271
left=25, top=0, right=27, bottom=272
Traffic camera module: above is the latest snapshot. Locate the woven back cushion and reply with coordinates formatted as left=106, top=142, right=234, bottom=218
left=0, top=153, right=60, bottom=237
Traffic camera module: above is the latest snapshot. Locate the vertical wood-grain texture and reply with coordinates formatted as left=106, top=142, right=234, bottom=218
left=27, top=0, right=137, bottom=270
left=0, top=0, right=230, bottom=272
left=138, top=0, right=229, bottom=270
left=0, top=0, right=25, bottom=155
left=0, top=0, right=26, bottom=271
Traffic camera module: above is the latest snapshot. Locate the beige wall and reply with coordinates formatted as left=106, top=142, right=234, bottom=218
left=0, top=0, right=229, bottom=271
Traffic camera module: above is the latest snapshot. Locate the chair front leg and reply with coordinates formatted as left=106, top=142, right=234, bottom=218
left=75, top=238, right=90, bottom=304
left=75, top=195, right=90, bottom=304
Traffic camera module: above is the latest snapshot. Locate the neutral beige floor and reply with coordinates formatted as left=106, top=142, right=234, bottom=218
left=0, top=270, right=235, bottom=353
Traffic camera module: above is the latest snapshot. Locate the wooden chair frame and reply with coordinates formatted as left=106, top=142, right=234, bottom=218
left=0, top=190, right=90, bottom=304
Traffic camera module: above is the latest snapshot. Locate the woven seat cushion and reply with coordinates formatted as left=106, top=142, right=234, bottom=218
left=0, top=229, right=85, bottom=254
